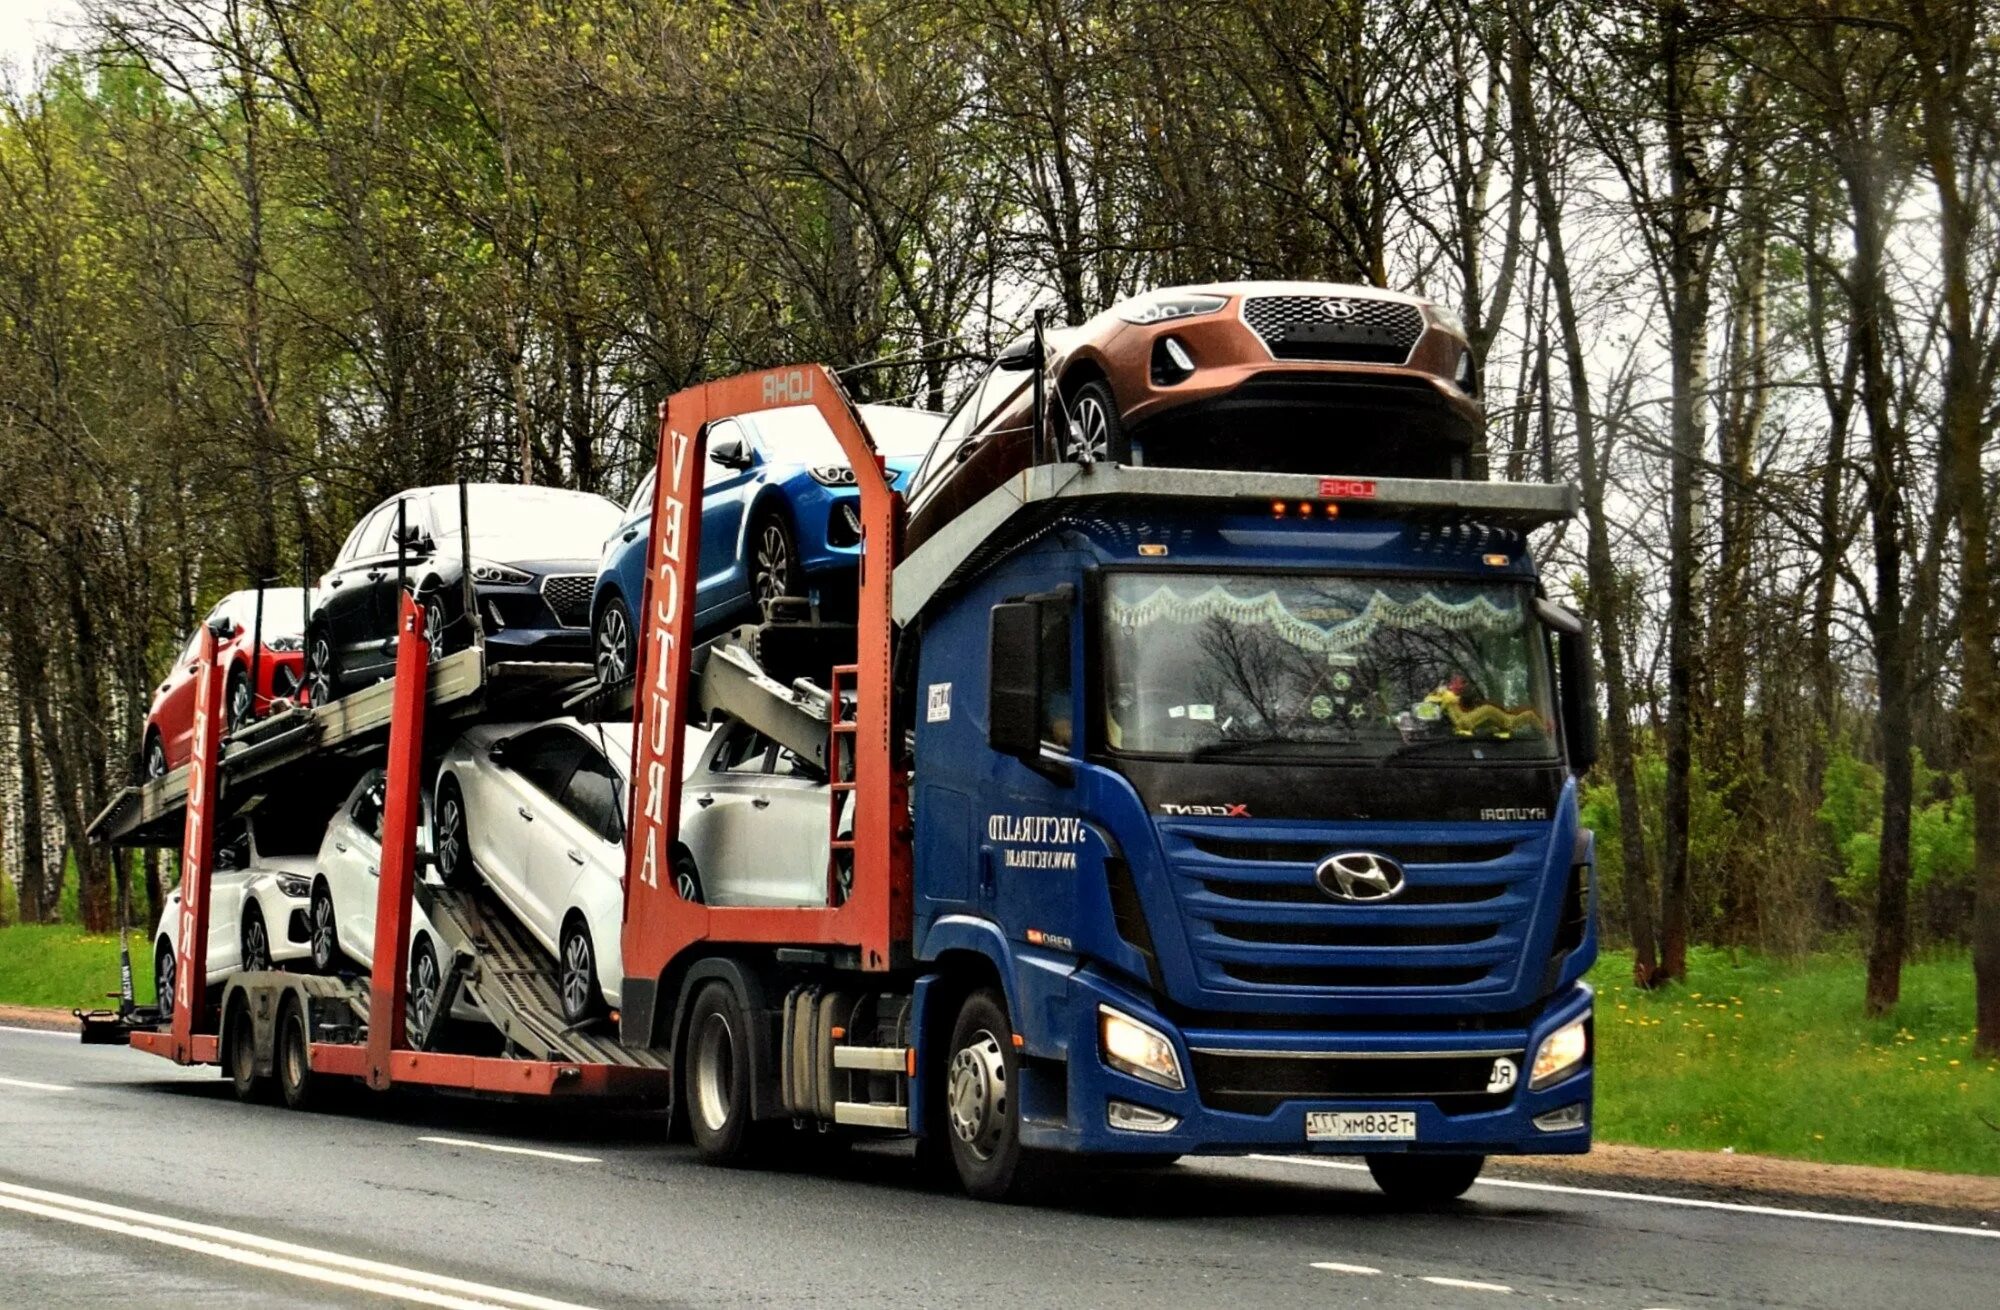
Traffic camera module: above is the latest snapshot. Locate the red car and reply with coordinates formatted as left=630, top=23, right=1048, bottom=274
left=142, top=589, right=309, bottom=779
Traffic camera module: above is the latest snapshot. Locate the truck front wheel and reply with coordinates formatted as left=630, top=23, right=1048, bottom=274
left=1365, top=1153, right=1485, bottom=1203
left=945, top=988, right=1038, bottom=1202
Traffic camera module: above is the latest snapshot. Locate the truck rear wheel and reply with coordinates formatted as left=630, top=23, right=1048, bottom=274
left=685, top=981, right=759, bottom=1165
left=1365, top=1153, right=1485, bottom=1203
left=226, top=1000, right=272, bottom=1103
left=945, top=988, right=1039, bottom=1202
left=277, top=995, right=320, bottom=1112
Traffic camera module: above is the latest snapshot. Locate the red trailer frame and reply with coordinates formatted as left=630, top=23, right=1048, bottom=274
left=620, top=365, right=912, bottom=1003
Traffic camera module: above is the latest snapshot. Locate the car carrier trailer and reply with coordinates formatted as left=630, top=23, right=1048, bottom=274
left=94, top=361, right=1598, bottom=1204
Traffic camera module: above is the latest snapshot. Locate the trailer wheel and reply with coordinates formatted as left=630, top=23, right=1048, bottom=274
left=1365, top=1153, right=1485, bottom=1203
left=154, top=940, right=176, bottom=1021
left=685, top=981, right=760, bottom=1165
left=945, top=988, right=1037, bottom=1201
left=226, top=999, right=272, bottom=1103
left=276, top=995, right=319, bottom=1111
left=240, top=904, right=272, bottom=973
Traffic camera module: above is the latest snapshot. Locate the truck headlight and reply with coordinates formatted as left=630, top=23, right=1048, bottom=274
left=273, top=874, right=311, bottom=900
left=1099, top=1005, right=1184, bottom=1091
left=1530, top=1015, right=1590, bottom=1090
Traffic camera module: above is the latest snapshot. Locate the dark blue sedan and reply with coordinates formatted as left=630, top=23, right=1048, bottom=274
left=589, top=404, right=942, bottom=682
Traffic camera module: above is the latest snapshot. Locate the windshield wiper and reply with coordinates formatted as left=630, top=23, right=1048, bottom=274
left=1380, top=735, right=1491, bottom=765
left=1185, top=737, right=1285, bottom=761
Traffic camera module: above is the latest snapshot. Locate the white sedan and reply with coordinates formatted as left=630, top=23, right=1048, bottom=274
left=152, top=808, right=319, bottom=1021
left=434, top=717, right=831, bottom=1026
left=308, top=768, right=477, bottom=1046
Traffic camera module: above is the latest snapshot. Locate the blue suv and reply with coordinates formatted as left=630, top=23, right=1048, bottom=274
left=590, top=403, right=942, bottom=682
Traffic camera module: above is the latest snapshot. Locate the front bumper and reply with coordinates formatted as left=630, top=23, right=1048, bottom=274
left=1006, top=960, right=1593, bottom=1157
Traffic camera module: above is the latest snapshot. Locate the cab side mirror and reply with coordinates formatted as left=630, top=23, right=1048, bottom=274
left=1557, top=626, right=1598, bottom=776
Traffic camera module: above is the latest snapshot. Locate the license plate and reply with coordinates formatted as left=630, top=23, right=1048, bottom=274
left=1306, top=1110, right=1417, bottom=1141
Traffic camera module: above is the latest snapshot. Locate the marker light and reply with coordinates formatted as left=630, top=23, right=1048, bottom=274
left=1484, top=553, right=1510, bottom=567
left=1137, top=543, right=1169, bottom=557
left=1107, top=1100, right=1181, bottom=1134
left=1099, top=1005, right=1184, bottom=1090
left=1530, top=1015, right=1590, bottom=1090
left=1163, top=337, right=1195, bottom=371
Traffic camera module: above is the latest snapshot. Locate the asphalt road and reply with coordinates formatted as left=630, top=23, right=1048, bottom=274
left=1, top=1024, right=1994, bottom=1309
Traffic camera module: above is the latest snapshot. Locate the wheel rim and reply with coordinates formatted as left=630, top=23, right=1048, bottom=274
left=1071, top=396, right=1109, bottom=461
left=674, top=857, right=700, bottom=904
left=146, top=741, right=166, bottom=780
left=947, top=1028, right=1010, bottom=1160
left=597, top=605, right=630, bottom=684
left=157, top=951, right=175, bottom=1019
left=311, top=893, right=335, bottom=969
left=410, top=947, right=437, bottom=1044
left=693, top=1010, right=735, bottom=1134
left=423, top=599, right=444, bottom=661
left=229, top=675, right=252, bottom=727
left=755, top=525, right=790, bottom=600
left=308, top=636, right=334, bottom=705
left=284, top=1021, right=304, bottom=1087
left=234, top=1021, right=254, bottom=1079
left=244, top=915, right=268, bottom=972
left=437, top=794, right=462, bottom=879
left=562, top=931, right=592, bottom=1018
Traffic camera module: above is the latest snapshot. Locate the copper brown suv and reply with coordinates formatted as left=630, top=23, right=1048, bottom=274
left=902, top=281, right=1483, bottom=551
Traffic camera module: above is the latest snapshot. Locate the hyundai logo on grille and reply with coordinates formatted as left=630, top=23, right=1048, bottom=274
left=1315, top=851, right=1406, bottom=902
left=1321, top=297, right=1361, bottom=321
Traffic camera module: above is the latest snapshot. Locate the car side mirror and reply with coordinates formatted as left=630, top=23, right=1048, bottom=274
left=988, top=602, right=1041, bottom=760
left=487, top=738, right=509, bottom=766
left=710, top=435, right=752, bottom=470
left=206, top=616, right=236, bottom=641
left=399, top=525, right=435, bottom=556
left=993, top=336, right=1040, bottom=372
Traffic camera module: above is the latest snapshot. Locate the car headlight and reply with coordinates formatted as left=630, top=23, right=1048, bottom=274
left=1116, top=292, right=1228, bottom=325
left=1530, top=1015, right=1590, bottom=1090
left=1099, top=1004, right=1184, bottom=1090
left=273, top=874, right=311, bottom=899
left=809, top=464, right=858, bottom=487
left=469, top=559, right=533, bottom=586
left=1426, top=302, right=1467, bottom=338
left=264, top=634, right=302, bottom=653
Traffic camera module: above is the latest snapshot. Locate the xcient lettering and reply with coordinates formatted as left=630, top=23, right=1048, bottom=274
left=1159, top=802, right=1252, bottom=818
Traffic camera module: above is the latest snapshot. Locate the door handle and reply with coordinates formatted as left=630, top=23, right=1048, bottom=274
left=566, top=849, right=585, bottom=866
left=367, top=865, right=379, bottom=877
left=517, top=806, right=535, bottom=822
left=335, top=842, right=348, bottom=853
left=695, top=794, right=714, bottom=808
left=750, top=797, right=771, bottom=809
left=622, top=528, right=638, bottom=542
left=328, top=577, right=344, bottom=588
left=366, top=570, right=385, bottom=582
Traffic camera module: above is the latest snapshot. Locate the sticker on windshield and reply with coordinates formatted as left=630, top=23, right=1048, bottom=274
left=1310, top=694, right=1334, bottom=720
left=927, top=683, right=951, bottom=723
left=1188, top=704, right=1215, bottom=721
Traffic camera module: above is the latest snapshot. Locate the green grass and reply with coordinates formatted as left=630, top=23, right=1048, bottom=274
left=1592, top=947, right=2000, bottom=1176
left=0, top=923, right=154, bottom=1010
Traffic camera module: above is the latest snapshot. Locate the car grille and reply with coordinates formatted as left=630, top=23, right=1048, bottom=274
left=1241, top=295, right=1425, bottom=364
left=1163, top=821, right=1546, bottom=995
left=540, top=575, right=592, bottom=629
left=1188, top=1048, right=1520, bottom=1116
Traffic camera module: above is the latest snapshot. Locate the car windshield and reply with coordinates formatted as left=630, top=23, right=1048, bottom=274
left=1099, top=572, right=1557, bottom=763
left=433, top=486, right=622, bottom=561
left=216, top=590, right=306, bottom=636
left=752, top=405, right=941, bottom=465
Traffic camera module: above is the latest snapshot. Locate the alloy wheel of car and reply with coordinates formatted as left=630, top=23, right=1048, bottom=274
left=241, top=907, right=271, bottom=973
left=1067, top=390, right=1112, bottom=462
left=309, top=885, right=338, bottom=973
left=754, top=517, right=796, bottom=604
left=227, top=668, right=253, bottom=730
left=407, top=936, right=440, bottom=1050
left=144, top=735, right=167, bottom=781
left=673, top=850, right=703, bottom=905
left=155, top=943, right=176, bottom=1021
left=306, top=633, right=336, bottom=707
left=435, top=780, right=469, bottom=887
left=595, top=600, right=633, bottom=686
left=559, top=921, right=600, bottom=1025
left=421, top=595, right=444, bottom=661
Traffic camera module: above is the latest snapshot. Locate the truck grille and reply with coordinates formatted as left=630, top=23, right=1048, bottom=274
left=540, top=575, right=592, bottom=628
left=1164, top=821, right=1546, bottom=996
left=1241, top=295, right=1425, bottom=364
left=1188, top=1048, right=1520, bottom=1116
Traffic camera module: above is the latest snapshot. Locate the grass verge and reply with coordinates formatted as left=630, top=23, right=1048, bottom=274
left=0, top=923, right=153, bottom=1010
left=1592, top=947, right=2000, bottom=1176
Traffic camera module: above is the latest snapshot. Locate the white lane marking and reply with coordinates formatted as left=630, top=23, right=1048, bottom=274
left=1311, top=1261, right=1382, bottom=1275
left=0, top=1025, right=75, bottom=1038
left=1423, top=1275, right=1513, bottom=1293
left=0, top=1181, right=596, bottom=1310
left=1249, top=1155, right=2000, bottom=1241
left=418, top=1136, right=602, bottom=1164
left=0, top=1075, right=71, bottom=1091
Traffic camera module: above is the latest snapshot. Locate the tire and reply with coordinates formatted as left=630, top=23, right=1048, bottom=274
left=751, top=511, right=802, bottom=610
left=276, top=994, right=320, bottom=1111
left=1062, top=378, right=1126, bottom=465
left=407, top=933, right=442, bottom=1050
left=226, top=666, right=253, bottom=731
left=1365, top=1153, right=1486, bottom=1203
left=434, top=776, right=472, bottom=889
left=143, top=731, right=167, bottom=782
left=685, top=980, right=761, bottom=1165
left=673, top=848, right=704, bottom=905
left=306, top=626, right=338, bottom=707
left=226, top=1000, right=271, bottom=1103
left=417, top=589, right=445, bottom=662
left=944, top=987, right=1038, bottom=1201
left=308, top=881, right=343, bottom=974
left=154, top=940, right=176, bottom=1022
left=240, top=904, right=272, bottom=973
left=594, top=595, right=634, bottom=686
left=558, top=917, right=605, bottom=1026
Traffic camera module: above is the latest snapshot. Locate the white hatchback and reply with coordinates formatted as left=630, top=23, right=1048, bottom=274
left=434, top=717, right=832, bottom=1026
left=152, top=808, right=319, bottom=1021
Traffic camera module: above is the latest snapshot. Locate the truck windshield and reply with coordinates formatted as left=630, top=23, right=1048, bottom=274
left=1099, top=572, right=1557, bottom=763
